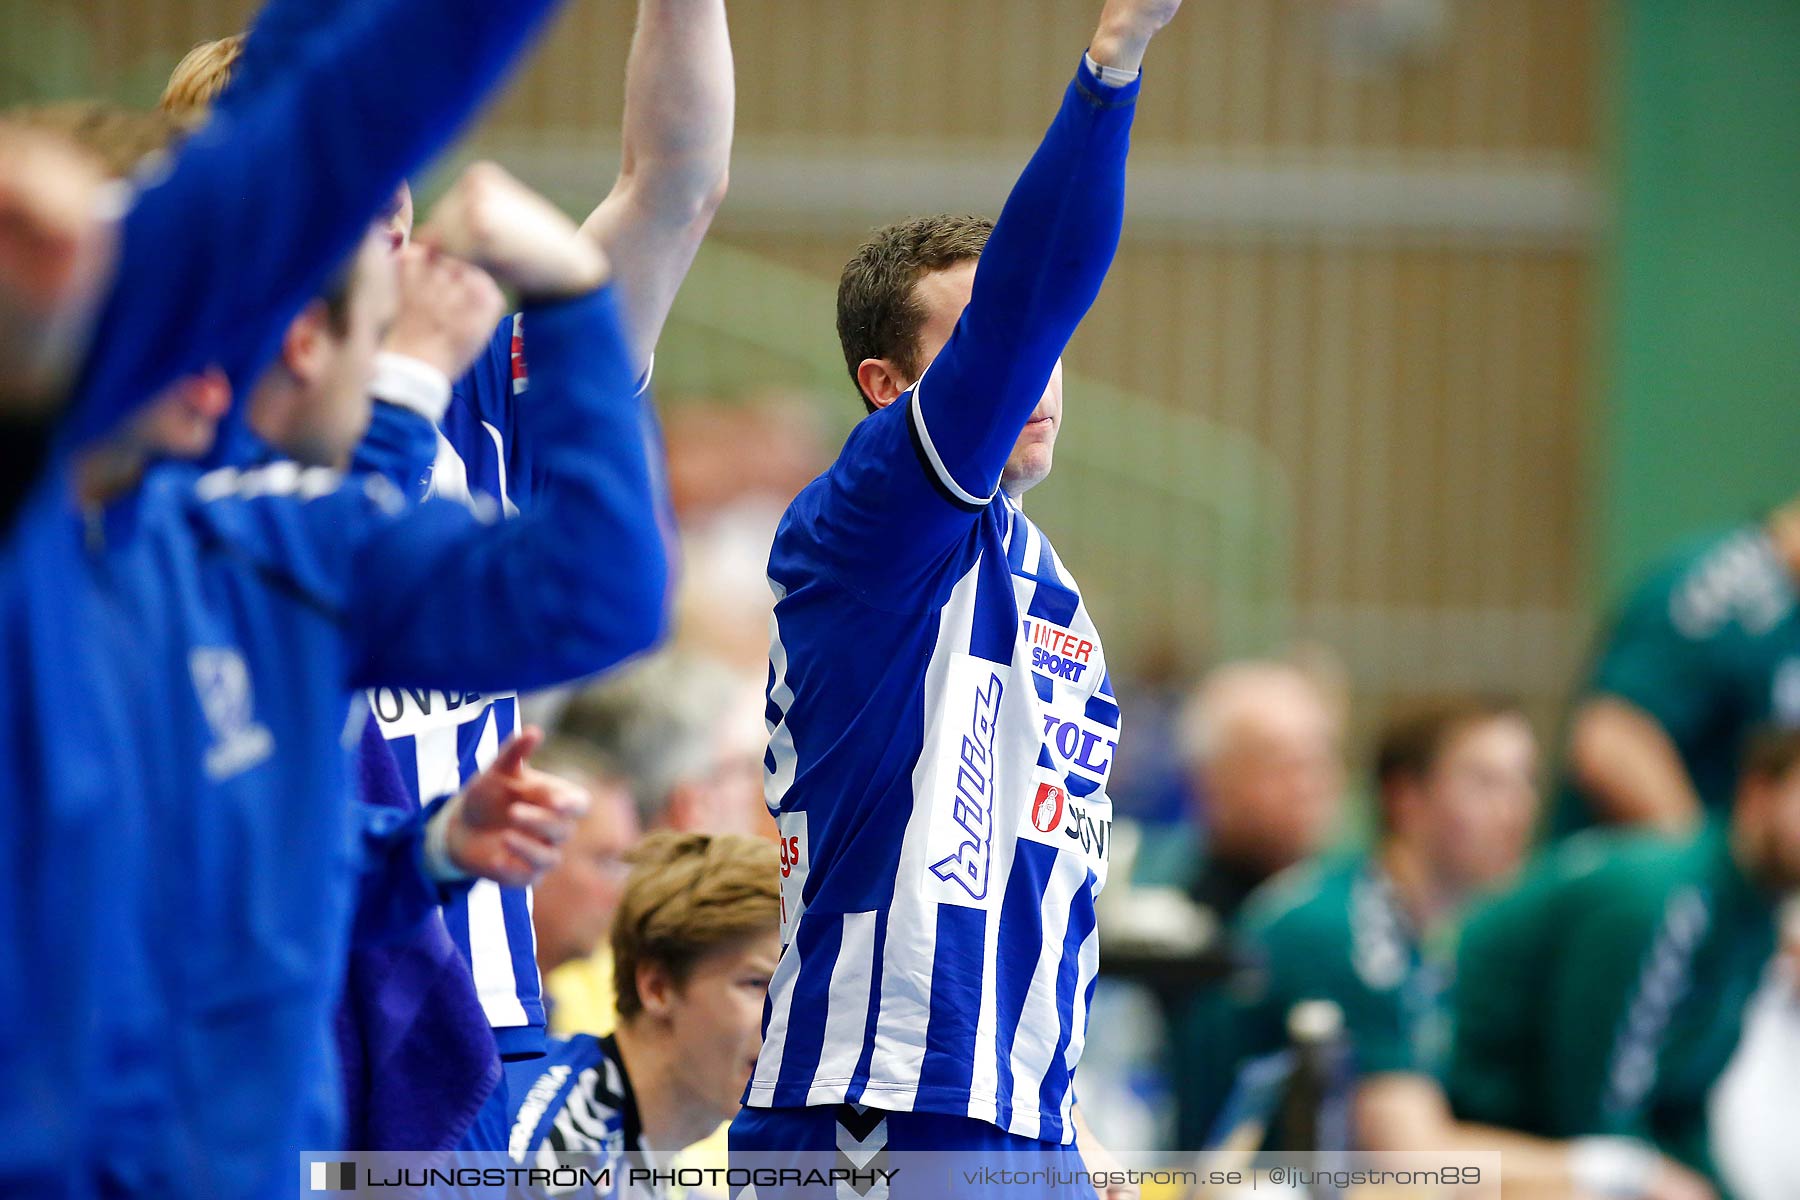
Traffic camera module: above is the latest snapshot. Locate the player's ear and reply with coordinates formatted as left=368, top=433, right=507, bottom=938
left=856, top=358, right=909, bottom=411
left=281, top=300, right=331, bottom=384
left=636, top=960, right=676, bottom=1018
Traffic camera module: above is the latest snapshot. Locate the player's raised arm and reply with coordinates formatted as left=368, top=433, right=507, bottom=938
left=351, top=243, right=508, bottom=492
left=61, top=0, right=571, bottom=451
left=890, top=0, right=1180, bottom=507
left=345, top=165, right=669, bottom=690
left=578, top=0, right=734, bottom=373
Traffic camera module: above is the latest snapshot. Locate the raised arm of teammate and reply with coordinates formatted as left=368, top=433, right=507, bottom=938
left=580, top=0, right=734, bottom=373
left=352, top=243, right=509, bottom=492
left=60, top=0, right=569, bottom=451
left=205, top=0, right=354, bottom=115
left=905, top=0, right=1179, bottom=504
left=339, top=165, right=669, bottom=690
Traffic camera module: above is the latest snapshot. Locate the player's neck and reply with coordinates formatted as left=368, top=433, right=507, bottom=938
left=612, top=1020, right=726, bottom=1156
left=1378, top=837, right=1459, bottom=933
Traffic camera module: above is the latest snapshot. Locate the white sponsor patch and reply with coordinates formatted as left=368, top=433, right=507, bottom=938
left=365, top=685, right=513, bottom=738
left=1016, top=780, right=1113, bottom=891
left=921, top=655, right=1010, bottom=908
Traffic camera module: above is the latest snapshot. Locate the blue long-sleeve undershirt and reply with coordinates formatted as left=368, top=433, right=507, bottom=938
left=192, top=282, right=669, bottom=692
left=914, top=58, right=1139, bottom=502
left=352, top=401, right=441, bottom=496
left=805, top=57, right=1139, bottom=604
left=349, top=286, right=669, bottom=687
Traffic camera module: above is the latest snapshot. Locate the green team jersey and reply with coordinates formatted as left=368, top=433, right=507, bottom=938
left=1550, top=525, right=1800, bottom=837
left=1171, top=853, right=1451, bottom=1147
left=1449, top=827, right=1779, bottom=1182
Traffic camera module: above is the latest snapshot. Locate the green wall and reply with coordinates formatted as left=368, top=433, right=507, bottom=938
left=1600, top=0, right=1800, bottom=596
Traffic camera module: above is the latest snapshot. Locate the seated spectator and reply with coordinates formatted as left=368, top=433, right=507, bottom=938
left=1136, top=659, right=1345, bottom=924
left=1193, top=696, right=1709, bottom=1197
left=1451, top=727, right=1800, bottom=1196
left=557, top=651, right=772, bottom=840
left=505, top=833, right=779, bottom=1191
left=1553, top=507, right=1800, bottom=837
left=528, top=738, right=643, bottom=1037
left=1214, top=696, right=1538, bottom=1141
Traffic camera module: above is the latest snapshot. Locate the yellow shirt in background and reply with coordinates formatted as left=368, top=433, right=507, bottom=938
left=545, top=951, right=616, bottom=1038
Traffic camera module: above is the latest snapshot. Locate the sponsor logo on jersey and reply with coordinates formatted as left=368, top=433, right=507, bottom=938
left=367, top=685, right=511, bottom=737
left=190, top=647, right=274, bottom=781
left=928, top=670, right=1004, bottom=902
left=776, top=812, right=809, bottom=946
left=1604, top=886, right=1711, bottom=1117
left=1031, top=782, right=1066, bottom=834
left=1019, top=777, right=1113, bottom=879
left=1040, top=714, right=1117, bottom=778
left=1062, top=803, right=1110, bottom=861
left=510, top=311, right=531, bottom=396
left=1022, top=618, right=1093, bottom=683
left=508, top=1063, right=572, bottom=1160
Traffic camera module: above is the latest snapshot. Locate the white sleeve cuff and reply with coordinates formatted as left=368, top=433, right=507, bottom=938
left=1569, top=1138, right=1659, bottom=1199
left=1084, top=52, right=1140, bottom=89
left=421, top=793, right=472, bottom=884
left=370, top=352, right=453, bottom=423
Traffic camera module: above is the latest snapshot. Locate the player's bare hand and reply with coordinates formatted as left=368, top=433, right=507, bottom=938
left=1638, top=1159, right=1717, bottom=1200
left=0, top=125, right=115, bottom=408
left=382, top=242, right=506, bottom=380
left=1090, top=0, right=1184, bottom=74
left=417, top=162, right=609, bottom=303
left=444, top=726, right=592, bottom=889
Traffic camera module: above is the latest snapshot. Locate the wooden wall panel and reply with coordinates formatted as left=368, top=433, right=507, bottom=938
left=37, top=0, right=1594, bottom=154
left=19, top=0, right=1603, bottom=739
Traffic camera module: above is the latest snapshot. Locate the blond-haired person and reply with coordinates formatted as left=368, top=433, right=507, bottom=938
left=506, top=834, right=778, bottom=1197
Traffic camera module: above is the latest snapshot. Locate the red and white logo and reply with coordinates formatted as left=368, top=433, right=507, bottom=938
left=1031, top=782, right=1067, bottom=834
left=775, top=814, right=808, bottom=946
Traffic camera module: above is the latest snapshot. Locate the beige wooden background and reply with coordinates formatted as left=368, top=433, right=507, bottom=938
left=9, top=0, right=1604, bottom=744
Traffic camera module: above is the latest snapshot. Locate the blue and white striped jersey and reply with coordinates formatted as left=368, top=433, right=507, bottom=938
left=744, top=54, right=1141, bottom=1147
left=506, top=1034, right=662, bottom=1199
left=373, top=313, right=543, bottom=1052
left=370, top=315, right=664, bottom=1056
left=750, top=405, right=1118, bottom=1142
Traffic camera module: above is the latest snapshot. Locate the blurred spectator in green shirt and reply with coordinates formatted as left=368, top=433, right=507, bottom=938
left=1555, top=511, right=1800, bottom=839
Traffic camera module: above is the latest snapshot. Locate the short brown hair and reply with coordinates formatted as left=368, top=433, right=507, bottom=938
left=2, top=102, right=182, bottom=180
left=611, top=832, right=779, bottom=1022
left=1741, top=726, right=1800, bottom=786
left=1374, top=695, right=1523, bottom=828
left=836, top=214, right=992, bottom=413
left=160, top=35, right=246, bottom=122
